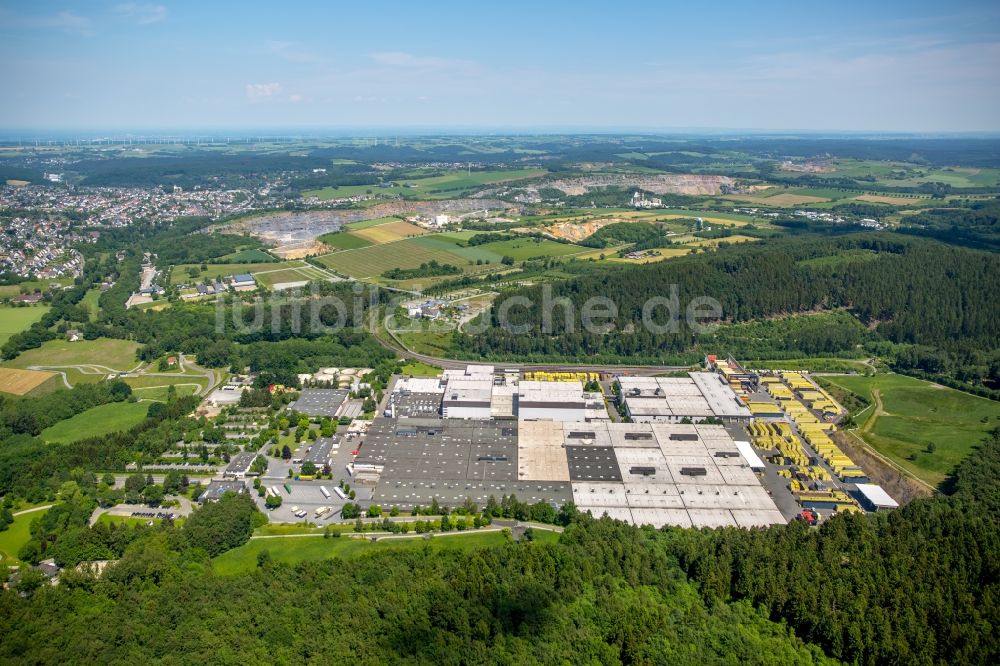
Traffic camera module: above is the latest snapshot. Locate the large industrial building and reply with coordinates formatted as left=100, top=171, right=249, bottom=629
left=616, top=373, right=752, bottom=423
left=353, top=415, right=785, bottom=529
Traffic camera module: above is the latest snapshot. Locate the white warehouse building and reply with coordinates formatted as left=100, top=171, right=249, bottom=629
left=617, top=373, right=752, bottom=424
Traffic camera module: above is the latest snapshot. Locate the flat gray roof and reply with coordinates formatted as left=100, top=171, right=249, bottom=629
left=567, top=446, right=623, bottom=482
left=391, top=392, right=442, bottom=418
left=224, top=451, right=257, bottom=474
left=303, top=436, right=337, bottom=465
left=290, top=389, right=350, bottom=417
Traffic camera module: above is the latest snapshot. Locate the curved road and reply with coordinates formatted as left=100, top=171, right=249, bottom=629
left=28, top=353, right=218, bottom=397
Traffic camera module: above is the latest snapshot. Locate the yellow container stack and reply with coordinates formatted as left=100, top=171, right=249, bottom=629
left=523, top=371, right=599, bottom=383
left=766, top=383, right=794, bottom=401
left=770, top=372, right=868, bottom=487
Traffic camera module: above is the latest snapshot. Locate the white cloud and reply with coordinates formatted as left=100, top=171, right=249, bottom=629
left=289, top=94, right=303, bottom=103
left=115, top=3, right=167, bottom=25
left=245, top=82, right=282, bottom=100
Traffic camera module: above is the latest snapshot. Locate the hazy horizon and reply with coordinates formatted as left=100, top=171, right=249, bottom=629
left=3, top=0, right=999, bottom=132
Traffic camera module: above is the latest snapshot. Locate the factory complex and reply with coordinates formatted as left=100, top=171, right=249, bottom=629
left=350, top=363, right=788, bottom=529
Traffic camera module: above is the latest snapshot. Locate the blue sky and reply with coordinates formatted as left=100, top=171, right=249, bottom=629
left=1, top=0, right=999, bottom=132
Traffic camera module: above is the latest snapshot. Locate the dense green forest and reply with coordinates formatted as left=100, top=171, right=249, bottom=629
left=454, top=234, right=1000, bottom=391
left=899, top=199, right=1000, bottom=251
left=1, top=430, right=998, bottom=664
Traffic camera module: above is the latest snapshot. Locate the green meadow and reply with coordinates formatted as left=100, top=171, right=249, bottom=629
left=0, top=305, right=50, bottom=347
left=40, top=401, right=150, bottom=444
left=819, top=373, right=1000, bottom=486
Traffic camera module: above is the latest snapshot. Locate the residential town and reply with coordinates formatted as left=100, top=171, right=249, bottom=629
left=0, top=181, right=269, bottom=280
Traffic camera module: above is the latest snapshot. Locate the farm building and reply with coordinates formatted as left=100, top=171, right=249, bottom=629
left=230, top=273, right=256, bottom=291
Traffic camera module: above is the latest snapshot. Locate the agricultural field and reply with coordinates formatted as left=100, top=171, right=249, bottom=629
left=351, top=220, right=427, bottom=244
left=252, top=264, right=331, bottom=289
left=317, top=231, right=373, bottom=251
left=826, top=159, right=1000, bottom=188
left=0, top=304, right=50, bottom=347
left=469, top=237, right=584, bottom=261
left=305, top=168, right=545, bottom=201
left=531, top=208, right=755, bottom=227
left=0, top=367, right=59, bottom=395
left=316, top=232, right=589, bottom=282
left=397, top=168, right=546, bottom=194
left=781, top=187, right=863, bottom=200
left=316, top=238, right=475, bottom=280
left=725, top=191, right=831, bottom=206
left=320, top=220, right=431, bottom=253
left=2, top=338, right=142, bottom=373
left=40, top=401, right=150, bottom=444
left=653, top=211, right=756, bottom=226
left=212, top=529, right=559, bottom=575
left=818, top=373, right=1000, bottom=486
left=854, top=194, right=930, bottom=205
left=345, top=216, right=403, bottom=230
left=684, top=234, right=760, bottom=248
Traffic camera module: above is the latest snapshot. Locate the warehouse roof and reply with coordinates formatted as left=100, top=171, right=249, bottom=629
left=303, top=436, right=337, bottom=465
left=395, top=377, right=445, bottom=394
left=443, top=378, right=493, bottom=406
left=734, top=440, right=766, bottom=470
left=290, top=388, right=349, bottom=417
left=690, top=372, right=753, bottom=418
left=223, top=451, right=257, bottom=476
left=854, top=483, right=899, bottom=509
